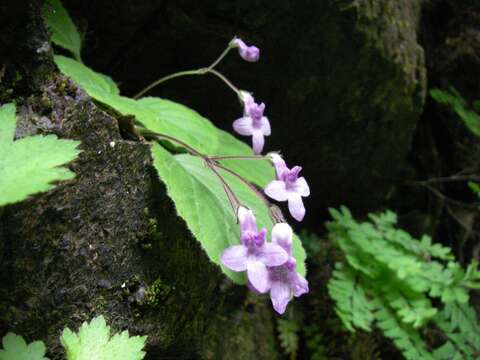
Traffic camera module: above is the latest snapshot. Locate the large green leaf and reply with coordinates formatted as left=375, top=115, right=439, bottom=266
left=55, top=55, right=119, bottom=96
left=214, top=129, right=274, bottom=188
left=138, top=97, right=274, bottom=186
left=61, top=316, right=146, bottom=360
left=151, top=143, right=306, bottom=284
left=54, top=55, right=273, bottom=187
left=0, top=103, right=81, bottom=207
left=43, top=0, right=82, bottom=60
left=136, top=97, right=221, bottom=154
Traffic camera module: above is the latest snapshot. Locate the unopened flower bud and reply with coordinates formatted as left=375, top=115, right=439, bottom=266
left=232, top=38, right=260, bottom=62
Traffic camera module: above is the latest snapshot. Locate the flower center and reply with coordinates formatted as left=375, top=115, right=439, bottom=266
left=283, top=166, right=302, bottom=189
left=269, top=265, right=289, bottom=281
left=249, top=102, right=265, bottom=125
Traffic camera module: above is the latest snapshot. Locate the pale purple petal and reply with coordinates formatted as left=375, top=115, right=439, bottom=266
left=292, top=273, right=309, bottom=297
left=233, top=117, right=254, bottom=136
left=260, top=117, right=271, bottom=136
left=293, top=177, right=310, bottom=197
left=270, top=281, right=292, bottom=314
left=271, top=223, right=293, bottom=254
left=247, top=259, right=270, bottom=293
left=257, top=243, right=288, bottom=266
left=270, top=154, right=288, bottom=179
left=241, top=46, right=260, bottom=62
left=221, top=245, right=248, bottom=271
left=239, top=90, right=254, bottom=107
left=252, top=130, right=265, bottom=154
left=264, top=180, right=288, bottom=201
left=233, top=38, right=260, bottom=62
left=237, top=206, right=257, bottom=233
left=287, top=192, right=306, bottom=221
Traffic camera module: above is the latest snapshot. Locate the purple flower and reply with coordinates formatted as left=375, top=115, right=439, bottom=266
left=232, top=38, right=260, bottom=62
left=221, top=207, right=288, bottom=293
left=268, top=223, right=309, bottom=314
left=264, top=154, right=310, bottom=221
left=233, top=92, right=271, bottom=154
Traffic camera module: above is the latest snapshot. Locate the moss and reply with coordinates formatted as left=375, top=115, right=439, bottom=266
left=144, top=277, right=173, bottom=307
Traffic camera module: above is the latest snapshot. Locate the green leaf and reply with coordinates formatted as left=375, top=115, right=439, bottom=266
left=54, top=55, right=119, bottom=96
left=214, top=129, right=274, bottom=188
left=0, top=333, right=49, bottom=360
left=430, top=88, right=480, bottom=137
left=468, top=181, right=480, bottom=197
left=0, top=103, right=81, bottom=207
left=43, top=0, right=82, bottom=60
left=54, top=56, right=273, bottom=187
left=61, top=316, right=146, bottom=360
left=151, top=143, right=306, bottom=284
left=136, top=97, right=221, bottom=154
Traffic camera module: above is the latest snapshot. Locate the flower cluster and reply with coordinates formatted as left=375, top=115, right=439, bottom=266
left=219, top=38, right=311, bottom=314
left=135, top=35, right=312, bottom=315
left=222, top=207, right=308, bottom=314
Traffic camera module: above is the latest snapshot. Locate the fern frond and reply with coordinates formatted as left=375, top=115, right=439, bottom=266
left=433, top=302, right=480, bottom=360
left=328, top=262, right=375, bottom=332
left=373, top=298, right=434, bottom=360
left=277, top=318, right=299, bottom=359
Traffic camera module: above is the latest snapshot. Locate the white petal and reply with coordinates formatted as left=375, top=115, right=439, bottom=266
left=270, top=280, right=293, bottom=315
left=264, top=181, right=288, bottom=201
left=221, top=245, right=248, bottom=271
left=252, top=130, right=265, bottom=154
left=247, top=260, right=270, bottom=293
left=288, top=193, right=306, bottom=221
left=271, top=223, right=293, bottom=254
left=260, top=117, right=271, bottom=136
left=233, top=117, right=253, bottom=136
left=293, top=177, right=310, bottom=197
left=257, top=243, right=288, bottom=266
left=237, top=206, right=257, bottom=232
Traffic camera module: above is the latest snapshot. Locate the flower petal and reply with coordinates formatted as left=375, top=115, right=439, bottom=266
left=233, top=117, right=253, bottom=136
left=270, top=154, right=288, bottom=179
left=257, top=243, right=288, bottom=266
left=252, top=130, right=265, bottom=154
left=270, top=280, right=292, bottom=314
left=287, top=193, right=306, bottom=221
left=260, top=117, right=271, bottom=135
left=237, top=206, right=257, bottom=233
left=293, top=177, right=310, bottom=197
left=221, top=245, right=248, bottom=271
left=247, top=260, right=270, bottom=293
left=271, top=223, right=293, bottom=254
left=264, top=180, right=288, bottom=201
left=292, top=273, right=309, bottom=297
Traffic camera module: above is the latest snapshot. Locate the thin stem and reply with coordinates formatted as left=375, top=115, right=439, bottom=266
left=207, top=43, right=235, bottom=70
left=140, top=128, right=244, bottom=215
left=208, top=68, right=240, bottom=94
left=139, top=129, right=205, bottom=158
left=209, top=155, right=267, bottom=161
left=207, top=159, right=242, bottom=212
left=213, top=162, right=278, bottom=222
left=133, top=69, right=206, bottom=99
left=413, top=174, right=480, bottom=185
